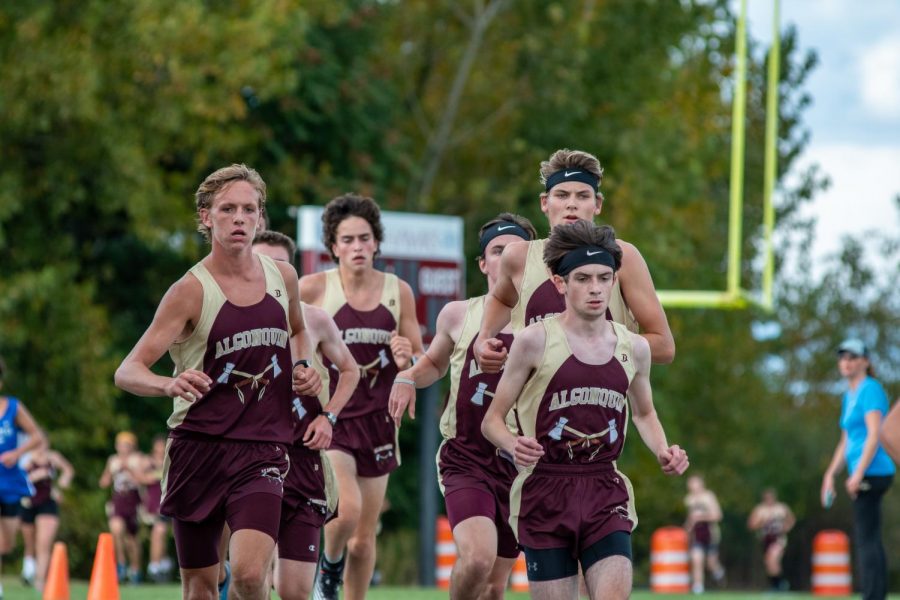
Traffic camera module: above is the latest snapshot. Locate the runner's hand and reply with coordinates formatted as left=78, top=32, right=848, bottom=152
left=303, top=415, right=333, bottom=450
left=389, top=378, right=416, bottom=427
left=293, top=365, right=322, bottom=397
left=513, top=436, right=544, bottom=467
left=390, top=330, right=413, bottom=368
left=164, top=369, right=211, bottom=401
left=658, top=444, right=689, bottom=475
left=474, top=337, right=507, bottom=374
left=0, top=451, right=17, bottom=468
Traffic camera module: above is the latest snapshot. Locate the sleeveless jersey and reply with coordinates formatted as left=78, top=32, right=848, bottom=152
left=320, top=269, right=401, bottom=419
left=167, top=254, right=294, bottom=444
left=509, top=239, right=638, bottom=333
left=109, top=453, right=142, bottom=514
left=26, top=457, right=55, bottom=506
left=759, top=503, right=790, bottom=537
left=515, top=318, right=636, bottom=466
left=0, top=398, right=34, bottom=500
left=439, top=297, right=517, bottom=478
left=508, top=318, right=638, bottom=536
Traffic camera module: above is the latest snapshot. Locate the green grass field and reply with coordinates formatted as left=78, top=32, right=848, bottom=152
left=1, top=578, right=878, bottom=600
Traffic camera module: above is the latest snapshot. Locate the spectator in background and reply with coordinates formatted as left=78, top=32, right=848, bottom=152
left=19, top=442, right=74, bottom=592
left=821, top=338, right=894, bottom=600
left=684, top=474, right=725, bottom=594
left=747, top=488, right=794, bottom=591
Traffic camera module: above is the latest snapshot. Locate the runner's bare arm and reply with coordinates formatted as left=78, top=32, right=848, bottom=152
left=482, top=324, right=545, bottom=467
left=389, top=300, right=466, bottom=425
left=298, top=271, right=327, bottom=306
left=617, top=241, right=675, bottom=364
left=628, top=334, right=687, bottom=475
left=880, top=399, right=900, bottom=462
left=310, top=307, right=359, bottom=419
left=98, top=457, right=113, bottom=488
left=301, top=309, right=359, bottom=450
left=389, top=280, right=425, bottom=370
left=2, top=402, right=46, bottom=467
left=50, top=450, right=75, bottom=489
left=115, top=275, right=212, bottom=399
left=280, top=262, right=322, bottom=397
left=474, top=241, right=527, bottom=373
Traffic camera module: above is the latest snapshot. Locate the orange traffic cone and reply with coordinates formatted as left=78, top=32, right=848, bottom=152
left=42, top=541, right=70, bottom=600
left=510, top=551, right=529, bottom=592
left=87, top=533, right=120, bottom=600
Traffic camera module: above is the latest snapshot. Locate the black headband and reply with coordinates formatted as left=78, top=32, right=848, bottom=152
left=554, top=246, right=617, bottom=277
left=544, top=169, right=600, bottom=193
left=479, top=221, right=532, bottom=255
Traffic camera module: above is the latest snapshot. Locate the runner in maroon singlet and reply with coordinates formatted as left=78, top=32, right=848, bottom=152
left=115, top=164, right=322, bottom=600
left=99, top=431, right=144, bottom=583
left=254, top=230, right=360, bottom=600
left=482, top=221, right=688, bottom=600
left=300, top=194, right=424, bottom=600
left=474, top=148, right=675, bottom=374
left=19, top=444, right=74, bottom=592
left=390, top=213, right=536, bottom=600
left=135, top=435, right=173, bottom=583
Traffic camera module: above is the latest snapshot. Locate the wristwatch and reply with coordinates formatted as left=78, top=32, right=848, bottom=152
left=293, top=359, right=311, bottom=369
left=322, top=411, right=338, bottom=426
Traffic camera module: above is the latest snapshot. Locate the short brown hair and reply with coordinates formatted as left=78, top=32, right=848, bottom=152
left=195, top=164, right=267, bottom=241
left=543, top=220, right=622, bottom=276
left=477, top=213, right=538, bottom=259
left=540, top=149, right=604, bottom=201
left=321, top=193, right=384, bottom=262
left=253, top=230, right=297, bottom=263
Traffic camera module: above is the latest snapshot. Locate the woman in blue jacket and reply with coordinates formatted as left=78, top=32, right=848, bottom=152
left=821, top=339, right=894, bottom=600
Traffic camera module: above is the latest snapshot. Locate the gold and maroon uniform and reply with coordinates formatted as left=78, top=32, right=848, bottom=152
left=320, top=269, right=401, bottom=477
left=161, top=254, right=293, bottom=568
left=510, top=239, right=636, bottom=331
left=510, top=317, right=637, bottom=554
left=437, top=297, right=519, bottom=558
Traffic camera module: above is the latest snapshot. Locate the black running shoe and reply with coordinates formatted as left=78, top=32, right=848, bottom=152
left=313, top=556, right=344, bottom=600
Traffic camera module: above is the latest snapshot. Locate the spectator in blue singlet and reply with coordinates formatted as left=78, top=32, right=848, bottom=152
left=821, top=338, right=894, bottom=600
left=0, top=355, right=47, bottom=598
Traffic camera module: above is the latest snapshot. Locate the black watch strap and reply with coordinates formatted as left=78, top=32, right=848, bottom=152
left=322, top=411, right=337, bottom=426
left=293, top=359, right=311, bottom=369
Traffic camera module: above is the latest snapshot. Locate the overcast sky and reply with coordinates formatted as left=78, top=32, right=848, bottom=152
left=743, top=0, right=900, bottom=275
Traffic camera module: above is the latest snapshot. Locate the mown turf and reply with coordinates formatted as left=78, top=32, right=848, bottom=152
left=2, top=577, right=873, bottom=599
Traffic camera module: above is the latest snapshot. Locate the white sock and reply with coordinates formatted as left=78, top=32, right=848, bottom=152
left=22, top=556, right=36, bottom=578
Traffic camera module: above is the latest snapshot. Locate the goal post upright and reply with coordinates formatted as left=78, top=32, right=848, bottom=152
left=656, top=0, right=780, bottom=313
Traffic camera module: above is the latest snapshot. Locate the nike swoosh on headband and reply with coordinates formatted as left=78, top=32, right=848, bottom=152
left=497, top=225, right=514, bottom=231
left=586, top=250, right=602, bottom=256
left=564, top=171, right=581, bottom=177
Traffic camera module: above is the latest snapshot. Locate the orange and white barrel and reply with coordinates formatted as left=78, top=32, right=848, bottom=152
left=510, top=551, right=529, bottom=592
left=435, top=516, right=456, bottom=589
left=812, top=530, right=851, bottom=596
left=650, top=526, right=690, bottom=593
